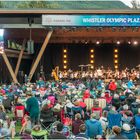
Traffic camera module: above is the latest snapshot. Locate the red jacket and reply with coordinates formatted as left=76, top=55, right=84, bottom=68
left=109, top=82, right=117, bottom=91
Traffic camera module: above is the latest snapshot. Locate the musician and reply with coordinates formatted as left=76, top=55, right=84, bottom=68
left=51, top=69, right=59, bottom=81
left=97, top=67, right=103, bottom=78
left=58, top=71, right=63, bottom=79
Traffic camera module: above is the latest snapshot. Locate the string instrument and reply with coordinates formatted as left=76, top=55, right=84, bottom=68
left=52, top=66, right=59, bottom=81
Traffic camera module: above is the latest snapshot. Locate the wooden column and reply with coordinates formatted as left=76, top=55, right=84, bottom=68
left=15, top=40, right=26, bottom=76
left=2, top=52, right=18, bottom=83
left=28, top=31, right=53, bottom=82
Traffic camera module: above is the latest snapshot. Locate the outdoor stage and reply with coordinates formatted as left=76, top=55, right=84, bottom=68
left=0, top=10, right=140, bottom=83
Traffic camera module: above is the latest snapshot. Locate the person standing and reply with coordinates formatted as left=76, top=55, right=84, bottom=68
left=26, top=92, right=40, bottom=125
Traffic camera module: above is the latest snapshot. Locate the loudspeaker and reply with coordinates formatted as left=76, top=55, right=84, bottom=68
left=27, top=40, right=34, bottom=54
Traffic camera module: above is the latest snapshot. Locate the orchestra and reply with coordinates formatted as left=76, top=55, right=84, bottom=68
left=53, top=66, right=140, bottom=81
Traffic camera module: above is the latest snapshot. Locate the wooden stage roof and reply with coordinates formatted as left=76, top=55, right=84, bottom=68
left=1, top=9, right=140, bottom=44
left=4, top=27, right=140, bottom=44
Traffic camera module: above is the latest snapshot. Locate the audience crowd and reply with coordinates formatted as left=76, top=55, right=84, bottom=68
left=0, top=75, right=140, bottom=139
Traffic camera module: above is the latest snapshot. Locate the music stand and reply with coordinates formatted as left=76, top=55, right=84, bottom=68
left=79, top=65, right=85, bottom=72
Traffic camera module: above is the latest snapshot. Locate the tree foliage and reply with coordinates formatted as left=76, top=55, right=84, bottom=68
left=17, top=1, right=61, bottom=9
left=0, top=1, right=3, bottom=8
left=131, top=0, right=140, bottom=9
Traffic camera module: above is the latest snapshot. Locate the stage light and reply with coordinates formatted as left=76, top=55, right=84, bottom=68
left=90, top=49, right=94, bottom=53
left=114, top=60, right=118, bottom=63
left=0, top=29, right=4, bottom=54
left=0, top=29, right=4, bottom=36
left=91, top=55, right=94, bottom=58
left=114, top=54, right=118, bottom=58
left=91, top=66, right=94, bottom=69
left=64, top=65, right=67, bottom=69
left=112, top=27, right=116, bottom=32
left=114, top=49, right=118, bottom=53
left=96, top=41, right=100, bottom=45
left=63, top=49, right=67, bottom=53
left=133, top=41, right=138, bottom=45
left=90, top=60, right=94, bottom=63
left=115, top=65, right=118, bottom=69
left=64, top=55, right=67, bottom=58
left=128, top=41, right=131, bottom=44
left=116, top=41, right=120, bottom=45
left=64, top=60, right=67, bottom=64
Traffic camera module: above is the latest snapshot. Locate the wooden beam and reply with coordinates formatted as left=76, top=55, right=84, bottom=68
left=15, top=40, right=26, bottom=76
left=2, top=52, right=18, bottom=83
left=28, top=30, right=53, bottom=81
left=0, top=9, right=140, bottom=14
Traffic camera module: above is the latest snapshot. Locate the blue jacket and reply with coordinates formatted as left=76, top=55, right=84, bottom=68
left=127, top=81, right=134, bottom=89
left=85, top=119, right=103, bottom=138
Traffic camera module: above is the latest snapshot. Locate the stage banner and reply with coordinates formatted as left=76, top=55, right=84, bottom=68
left=42, top=15, right=140, bottom=27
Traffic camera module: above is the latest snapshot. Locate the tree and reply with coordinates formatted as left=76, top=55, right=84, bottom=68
left=0, top=1, right=3, bottom=8
left=17, top=1, right=61, bottom=9
left=131, top=0, right=140, bottom=9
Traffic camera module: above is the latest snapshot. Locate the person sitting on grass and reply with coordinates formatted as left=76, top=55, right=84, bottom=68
left=48, top=122, right=67, bottom=139
left=76, top=124, right=90, bottom=140
left=72, top=113, right=84, bottom=135
left=108, top=126, right=127, bottom=140
left=21, top=129, right=33, bottom=140
left=0, top=105, right=6, bottom=120
left=0, top=118, right=16, bottom=139
left=31, top=125, right=48, bottom=139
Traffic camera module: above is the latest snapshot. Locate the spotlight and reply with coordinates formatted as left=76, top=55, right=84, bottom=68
left=63, top=49, right=67, bottom=53
left=96, top=41, right=100, bottom=45
left=91, top=55, right=94, bottom=58
left=90, top=49, right=94, bottom=53
left=64, top=55, right=67, bottom=58
left=64, top=65, right=67, bottom=69
left=90, top=60, right=94, bottom=63
left=116, top=41, right=120, bottom=45
left=86, top=27, right=90, bottom=32
left=114, top=60, right=118, bottom=63
left=122, top=27, right=126, bottom=32
left=128, top=41, right=131, bottom=44
left=64, top=60, right=67, bottom=64
left=115, top=65, right=118, bottom=69
left=135, top=27, right=139, bottom=32
left=0, top=29, right=4, bottom=36
left=0, top=29, right=4, bottom=53
left=114, top=54, right=118, bottom=58
left=91, top=66, right=94, bottom=69
left=114, top=49, right=118, bottom=53
left=112, top=27, right=116, bottom=32
left=133, top=41, right=138, bottom=45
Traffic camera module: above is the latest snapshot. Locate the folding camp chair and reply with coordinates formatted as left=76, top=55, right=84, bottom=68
left=72, top=106, right=83, bottom=119
left=32, top=130, right=47, bottom=140
left=107, top=113, right=122, bottom=129
left=91, top=107, right=102, bottom=119
left=15, top=105, right=25, bottom=121
left=121, top=127, right=136, bottom=139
